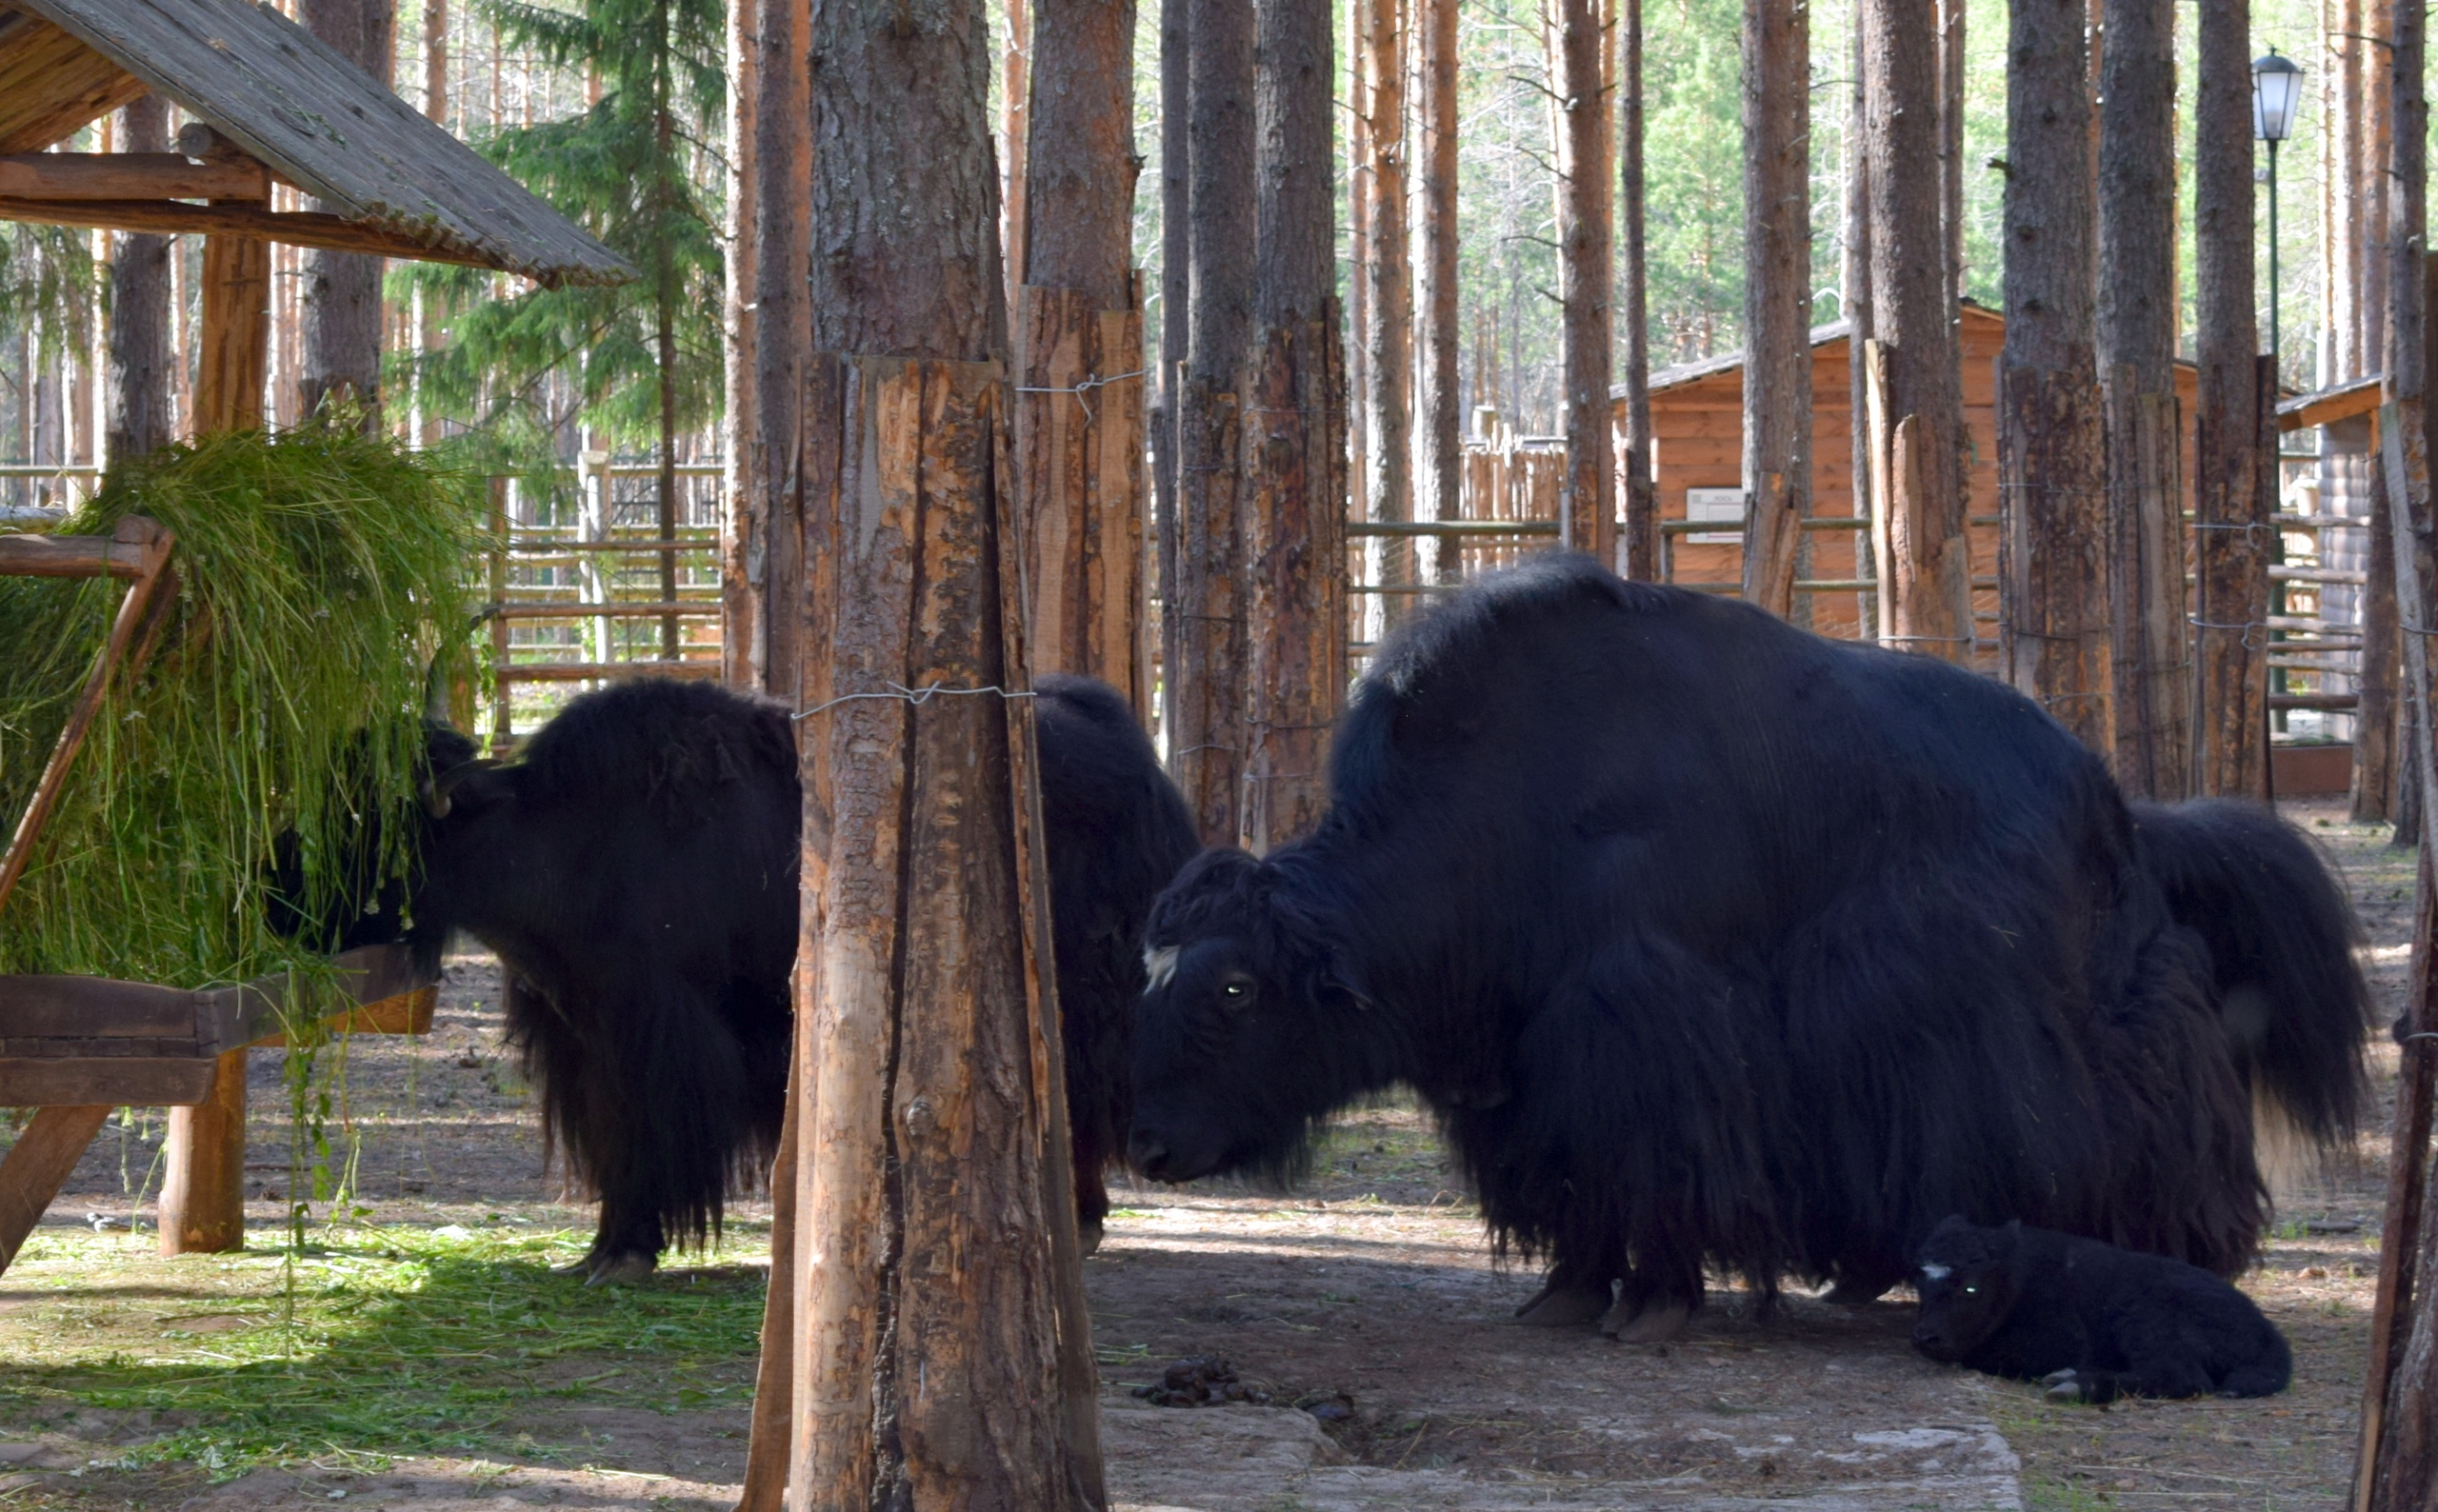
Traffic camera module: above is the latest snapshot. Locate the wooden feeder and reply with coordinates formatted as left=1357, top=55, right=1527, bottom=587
left=0, top=0, right=629, bottom=1274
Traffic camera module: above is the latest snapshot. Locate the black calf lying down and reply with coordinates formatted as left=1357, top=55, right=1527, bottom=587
left=1912, top=1217, right=2292, bottom=1403
left=365, top=674, right=1194, bottom=1283
left=1129, top=556, right=2369, bottom=1342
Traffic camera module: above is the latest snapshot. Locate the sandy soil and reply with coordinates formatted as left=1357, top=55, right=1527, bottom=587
left=0, top=796, right=2409, bottom=1510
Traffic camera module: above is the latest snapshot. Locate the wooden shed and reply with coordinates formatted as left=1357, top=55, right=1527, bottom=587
left=1619, top=303, right=2201, bottom=650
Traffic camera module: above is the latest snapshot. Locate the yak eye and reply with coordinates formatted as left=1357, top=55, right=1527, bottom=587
left=1222, top=982, right=1249, bottom=998
left=1219, top=977, right=1254, bottom=1005
left=1963, top=1284, right=1979, bottom=1295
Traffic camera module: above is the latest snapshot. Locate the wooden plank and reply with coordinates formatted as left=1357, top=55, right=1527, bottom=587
left=158, top=1048, right=244, bottom=1253
left=195, top=229, right=267, bottom=434
left=0, top=1104, right=110, bottom=1274
left=248, top=985, right=434, bottom=1046
left=0, top=973, right=200, bottom=1039
left=0, top=151, right=267, bottom=199
left=0, top=517, right=174, bottom=921
left=496, top=660, right=723, bottom=683
left=0, top=530, right=155, bottom=579
left=0, top=8, right=142, bottom=154
left=0, top=197, right=505, bottom=268
left=2279, top=373, right=2387, bottom=432
left=5, top=0, right=629, bottom=285
left=0, top=1058, right=214, bottom=1105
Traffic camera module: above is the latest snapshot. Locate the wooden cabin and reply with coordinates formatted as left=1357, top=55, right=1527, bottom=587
left=1619, top=303, right=2202, bottom=652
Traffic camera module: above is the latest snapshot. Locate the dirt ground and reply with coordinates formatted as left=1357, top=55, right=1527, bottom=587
left=0, top=796, right=2409, bottom=1509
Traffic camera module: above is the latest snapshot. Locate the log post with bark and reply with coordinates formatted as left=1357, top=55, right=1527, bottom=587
left=2188, top=0, right=2268, bottom=798
left=1739, top=0, right=1809, bottom=613
left=746, top=1, right=1106, bottom=1504
left=1617, top=0, right=1659, bottom=581
left=1359, top=0, right=1413, bottom=616
left=296, top=0, right=394, bottom=422
left=1017, top=0, right=1149, bottom=711
left=1239, top=0, right=1345, bottom=852
left=1549, top=0, right=1614, bottom=563
left=2097, top=0, right=2191, bottom=797
left=1994, top=0, right=2108, bottom=751
left=2357, top=0, right=2438, bottom=1502
left=1414, top=0, right=1460, bottom=588
left=105, top=96, right=171, bottom=466
left=1860, top=0, right=1969, bottom=660
left=1155, top=0, right=1189, bottom=736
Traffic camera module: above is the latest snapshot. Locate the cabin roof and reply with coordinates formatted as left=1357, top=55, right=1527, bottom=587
left=0, top=0, right=629, bottom=287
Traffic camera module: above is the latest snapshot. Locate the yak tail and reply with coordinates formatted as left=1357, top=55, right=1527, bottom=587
left=2130, top=799, right=2372, bottom=1148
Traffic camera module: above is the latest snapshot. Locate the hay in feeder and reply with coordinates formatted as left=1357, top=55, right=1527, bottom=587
left=0, top=426, right=483, bottom=988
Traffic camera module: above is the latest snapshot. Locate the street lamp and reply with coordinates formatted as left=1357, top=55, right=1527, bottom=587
left=2253, top=50, right=2304, bottom=372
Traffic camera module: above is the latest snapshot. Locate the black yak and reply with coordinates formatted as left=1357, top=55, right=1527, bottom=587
left=1128, top=554, right=2369, bottom=1341
left=352, top=673, right=1192, bottom=1283
left=1911, top=1216, right=2292, bottom=1402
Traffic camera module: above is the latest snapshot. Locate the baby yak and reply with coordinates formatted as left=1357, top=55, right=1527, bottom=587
left=1912, top=1216, right=2292, bottom=1403
left=1129, top=555, right=2369, bottom=1341
left=312, top=673, right=1195, bottom=1283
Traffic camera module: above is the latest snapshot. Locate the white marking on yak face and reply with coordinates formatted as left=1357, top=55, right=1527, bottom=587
left=1143, top=945, right=1179, bottom=992
left=1920, top=1263, right=1952, bottom=1282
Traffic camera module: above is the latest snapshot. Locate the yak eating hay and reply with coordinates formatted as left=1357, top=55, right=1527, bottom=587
left=1128, top=555, right=2370, bottom=1343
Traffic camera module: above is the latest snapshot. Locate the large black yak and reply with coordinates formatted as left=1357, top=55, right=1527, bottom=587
left=364, top=673, right=1193, bottom=1283
left=1911, top=1216, right=2292, bottom=1403
left=1128, top=554, right=2370, bottom=1341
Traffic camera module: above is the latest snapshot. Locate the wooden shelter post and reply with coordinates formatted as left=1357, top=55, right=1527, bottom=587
left=1738, top=0, right=1810, bottom=615
left=195, top=229, right=270, bottom=435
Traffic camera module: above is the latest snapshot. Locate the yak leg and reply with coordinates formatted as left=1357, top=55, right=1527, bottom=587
left=1600, top=1268, right=1703, bottom=1343
left=1513, top=1263, right=1614, bottom=1326
left=1070, top=1126, right=1110, bottom=1256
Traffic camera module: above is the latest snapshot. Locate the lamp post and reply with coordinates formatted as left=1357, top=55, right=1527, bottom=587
left=2253, top=50, right=2304, bottom=374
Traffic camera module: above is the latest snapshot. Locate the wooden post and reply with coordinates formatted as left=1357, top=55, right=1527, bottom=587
left=195, top=230, right=269, bottom=435
left=1739, top=0, right=1809, bottom=615
left=0, top=1106, right=110, bottom=1272
left=1617, top=0, right=1659, bottom=582
left=1414, top=0, right=1460, bottom=588
left=158, top=1049, right=247, bottom=1255
left=1549, top=0, right=1614, bottom=563
left=1359, top=0, right=1412, bottom=612
left=1843, top=4, right=1875, bottom=629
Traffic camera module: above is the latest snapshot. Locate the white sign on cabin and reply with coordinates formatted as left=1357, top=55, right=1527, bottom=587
left=1684, top=487, right=1747, bottom=546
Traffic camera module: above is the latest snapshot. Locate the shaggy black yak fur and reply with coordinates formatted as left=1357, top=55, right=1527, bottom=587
left=1128, top=554, right=2370, bottom=1341
left=377, top=674, right=1192, bottom=1283
left=1912, top=1216, right=2292, bottom=1403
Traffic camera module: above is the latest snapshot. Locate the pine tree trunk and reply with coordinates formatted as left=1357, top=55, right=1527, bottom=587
left=2360, top=0, right=2438, bottom=1501
left=1861, top=0, right=1968, bottom=659
left=1845, top=6, right=1875, bottom=628
left=105, top=96, right=170, bottom=467
left=1005, top=0, right=1030, bottom=296
left=1995, top=0, right=2108, bottom=752
left=1936, top=0, right=1964, bottom=298
left=2360, top=478, right=2402, bottom=819
left=1240, top=0, right=1344, bottom=851
left=1618, top=0, right=1658, bottom=580
left=413, top=0, right=447, bottom=448
left=1170, top=0, right=1256, bottom=843
left=2189, top=0, right=2267, bottom=797
left=297, top=0, right=393, bottom=425
left=2097, top=0, right=2190, bottom=796
left=787, top=3, right=1103, bottom=1504
left=1360, top=0, right=1412, bottom=614
left=1549, top=0, right=1614, bottom=561
left=1740, top=0, right=1809, bottom=613
left=1413, top=0, right=1460, bottom=587
left=1155, top=0, right=1189, bottom=736
left=1018, top=0, right=1148, bottom=708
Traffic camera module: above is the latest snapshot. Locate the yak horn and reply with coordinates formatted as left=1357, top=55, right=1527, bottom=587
left=420, top=757, right=501, bottom=819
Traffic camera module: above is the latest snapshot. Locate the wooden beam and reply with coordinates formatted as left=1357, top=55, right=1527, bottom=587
left=0, top=528, right=160, bottom=579
left=0, top=196, right=503, bottom=269
left=159, top=1049, right=246, bottom=1255
left=0, top=10, right=143, bottom=154
left=2279, top=374, right=2387, bottom=432
left=0, top=1105, right=111, bottom=1274
left=0, top=152, right=269, bottom=201
left=0, top=1057, right=216, bottom=1106
left=195, top=227, right=268, bottom=434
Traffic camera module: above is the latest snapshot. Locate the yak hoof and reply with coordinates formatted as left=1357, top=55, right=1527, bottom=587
left=585, top=1251, right=657, bottom=1287
left=1512, top=1275, right=1612, bottom=1326
left=1821, top=1276, right=1894, bottom=1307
left=2040, top=1369, right=2085, bottom=1403
left=1077, top=1216, right=1105, bottom=1256
left=1602, top=1297, right=1690, bottom=1343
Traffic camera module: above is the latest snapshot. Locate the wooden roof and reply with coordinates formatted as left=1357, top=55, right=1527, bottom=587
left=2275, top=373, right=2384, bottom=432
left=0, top=0, right=629, bottom=287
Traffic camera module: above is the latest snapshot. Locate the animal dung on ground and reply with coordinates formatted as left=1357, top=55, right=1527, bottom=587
left=1910, top=1216, right=2292, bottom=1403
left=1132, top=1356, right=1273, bottom=1407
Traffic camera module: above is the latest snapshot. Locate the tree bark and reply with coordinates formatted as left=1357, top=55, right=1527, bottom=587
left=105, top=95, right=170, bottom=468
left=1169, top=0, right=1255, bottom=843
left=1861, top=0, right=1968, bottom=659
left=1994, top=0, right=2108, bottom=751
left=296, top=0, right=393, bottom=425
left=1360, top=0, right=1412, bottom=613
left=1022, top=0, right=1137, bottom=302
left=1549, top=0, right=1614, bottom=562
left=1845, top=4, right=1875, bottom=628
left=1155, top=0, right=1189, bottom=739
left=2361, top=0, right=2438, bottom=1500
left=1937, top=0, right=1964, bottom=299
left=1239, top=0, right=1343, bottom=851
left=788, top=2, right=1103, bottom=1504
left=1413, top=0, right=1459, bottom=587
left=1739, top=0, right=1809, bottom=613
left=2360, top=470, right=2402, bottom=819
left=2189, top=0, right=2267, bottom=797
left=2097, top=0, right=2190, bottom=796
left=1004, top=0, right=1030, bottom=296
left=1617, top=0, right=1658, bottom=581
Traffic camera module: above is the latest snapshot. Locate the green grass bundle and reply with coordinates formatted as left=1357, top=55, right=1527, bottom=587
left=0, top=426, right=484, bottom=987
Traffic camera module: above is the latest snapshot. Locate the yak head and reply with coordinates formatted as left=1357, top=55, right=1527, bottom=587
left=1126, top=847, right=1381, bottom=1184
left=266, top=721, right=487, bottom=955
left=1910, top=1215, right=2025, bottom=1363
